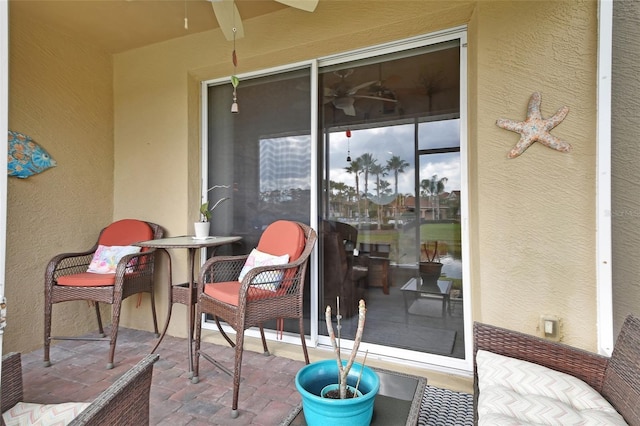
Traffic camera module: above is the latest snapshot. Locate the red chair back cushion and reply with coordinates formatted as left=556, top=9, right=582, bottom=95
left=99, top=219, right=154, bottom=246
left=256, top=220, right=305, bottom=261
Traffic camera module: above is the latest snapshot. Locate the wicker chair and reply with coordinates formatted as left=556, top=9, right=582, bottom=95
left=44, top=219, right=163, bottom=369
left=473, top=314, right=640, bottom=425
left=192, top=220, right=317, bottom=418
left=1, top=352, right=159, bottom=426
left=321, top=220, right=366, bottom=318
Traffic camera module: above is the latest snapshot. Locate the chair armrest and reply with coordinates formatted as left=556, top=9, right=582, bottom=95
left=1, top=352, right=23, bottom=413
left=68, top=354, right=159, bottom=426
left=198, top=255, right=248, bottom=293
left=473, top=322, right=609, bottom=424
left=473, top=322, right=609, bottom=392
left=46, top=249, right=98, bottom=280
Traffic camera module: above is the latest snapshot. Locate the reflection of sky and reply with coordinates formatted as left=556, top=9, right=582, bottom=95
left=260, top=136, right=311, bottom=192
left=328, top=120, right=460, bottom=195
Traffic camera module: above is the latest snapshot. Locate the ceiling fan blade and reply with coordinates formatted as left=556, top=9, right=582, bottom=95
left=347, top=80, right=378, bottom=95
left=275, top=0, right=319, bottom=12
left=210, top=0, right=245, bottom=41
left=353, top=94, right=398, bottom=103
left=342, top=105, right=356, bottom=116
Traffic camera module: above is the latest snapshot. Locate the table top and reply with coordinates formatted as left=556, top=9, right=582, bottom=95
left=401, top=277, right=452, bottom=296
left=134, top=235, right=241, bottom=249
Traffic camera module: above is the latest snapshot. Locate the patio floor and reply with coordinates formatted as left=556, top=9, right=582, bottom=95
left=18, top=327, right=307, bottom=425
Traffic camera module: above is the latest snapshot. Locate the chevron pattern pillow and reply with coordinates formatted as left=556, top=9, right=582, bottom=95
left=476, top=350, right=628, bottom=425
left=3, top=401, right=90, bottom=425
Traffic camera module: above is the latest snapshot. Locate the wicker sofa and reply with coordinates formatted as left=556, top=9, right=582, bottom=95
left=473, top=315, right=640, bottom=425
left=1, top=352, right=159, bottom=426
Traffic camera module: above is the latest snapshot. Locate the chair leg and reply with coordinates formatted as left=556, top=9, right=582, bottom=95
left=231, top=331, right=246, bottom=419
left=258, top=325, right=270, bottom=356
left=44, top=298, right=52, bottom=367
left=95, top=302, right=105, bottom=338
left=215, top=316, right=235, bottom=347
left=106, top=301, right=122, bottom=370
left=192, top=304, right=203, bottom=384
left=149, top=288, right=159, bottom=337
left=299, top=317, right=310, bottom=364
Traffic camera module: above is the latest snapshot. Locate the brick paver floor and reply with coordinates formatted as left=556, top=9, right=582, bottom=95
left=18, top=327, right=306, bottom=425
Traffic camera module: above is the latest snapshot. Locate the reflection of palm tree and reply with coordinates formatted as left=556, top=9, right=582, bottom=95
left=345, top=159, right=363, bottom=223
left=386, top=155, right=410, bottom=229
left=370, top=163, right=387, bottom=229
left=420, top=174, right=448, bottom=220
left=331, top=180, right=348, bottom=217
left=358, top=153, right=377, bottom=221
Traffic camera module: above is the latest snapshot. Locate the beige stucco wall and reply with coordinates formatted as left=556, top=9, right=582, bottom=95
left=6, top=9, right=114, bottom=352
left=473, top=1, right=598, bottom=345
left=114, top=0, right=601, bottom=350
left=611, top=0, right=640, bottom=335
left=6, top=0, right=611, bottom=367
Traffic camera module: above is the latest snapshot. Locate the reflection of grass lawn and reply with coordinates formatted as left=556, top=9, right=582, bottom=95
left=358, top=223, right=462, bottom=262
left=358, top=223, right=461, bottom=245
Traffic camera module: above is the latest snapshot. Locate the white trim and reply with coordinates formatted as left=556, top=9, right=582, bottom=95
left=318, top=25, right=467, bottom=67
left=0, top=0, right=8, bottom=351
left=458, top=31, right=472, bottom=371
left=202, top=60, right=314, bottom=87
left=308, top=59, right=319, bottom=344
left=596, top=0, right=614, bottom=355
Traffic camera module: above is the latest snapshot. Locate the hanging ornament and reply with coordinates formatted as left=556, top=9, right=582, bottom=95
left=230, top=27, right=239, bottom=113
left=184, top=0, right=188, bottom=30
left=346, top=129, right=352, bottom=162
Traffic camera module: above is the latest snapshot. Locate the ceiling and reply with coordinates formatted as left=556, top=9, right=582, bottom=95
left=9, top=0, right=290, bottom=54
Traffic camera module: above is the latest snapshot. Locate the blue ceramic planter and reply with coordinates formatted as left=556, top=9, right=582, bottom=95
left=295, top=360, right=380, bottom=426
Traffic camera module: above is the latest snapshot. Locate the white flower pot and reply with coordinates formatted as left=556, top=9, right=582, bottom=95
left=194, top=222, right=210, bottom=239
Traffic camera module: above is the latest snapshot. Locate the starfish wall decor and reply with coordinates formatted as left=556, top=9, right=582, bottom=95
left=496, top=92, right=571, bottom=158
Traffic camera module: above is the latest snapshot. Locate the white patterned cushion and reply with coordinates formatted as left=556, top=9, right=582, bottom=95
left=476, top=350, right=628, bottom=425
left=238, top=248, right=289, bottom=291
left=87, top=245, right=141, bottom=274
left=2, top=401, right=90, bottom=425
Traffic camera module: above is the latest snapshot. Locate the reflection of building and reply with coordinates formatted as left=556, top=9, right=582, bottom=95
left=259, top=136, right=311, bottom=193
left=403, top=193, right=460, bottom=221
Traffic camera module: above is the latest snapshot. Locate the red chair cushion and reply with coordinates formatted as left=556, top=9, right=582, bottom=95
left=57, top=272, right=116, bottom=287
left=256, top=221, right=304, bottom=261
left=203, top=281, right=279, bottom=306
left=56, top=220, right=153, bottom=287
left=98, top=219, right=153, bottom=246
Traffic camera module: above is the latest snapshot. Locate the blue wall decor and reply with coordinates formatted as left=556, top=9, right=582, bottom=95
left=8, top=130, right=57, bottom=178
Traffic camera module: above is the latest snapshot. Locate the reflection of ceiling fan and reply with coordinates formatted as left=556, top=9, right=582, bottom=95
left=324, top=70, right=398, bottom=116
left=210, top=0, right=319, bottom=41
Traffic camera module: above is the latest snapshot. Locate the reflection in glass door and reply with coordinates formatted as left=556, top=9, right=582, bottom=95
left=319, top=40, right=465, bottom=359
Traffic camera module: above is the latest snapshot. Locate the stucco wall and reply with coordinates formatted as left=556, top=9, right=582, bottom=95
left=6, top=9, right=114, bottom=352
left=612, top=0, right=640, bottom=335
left=6, top=0, right=606, bottom=359
left=114, top=0, right=601, bottom=351
left=473, top=1, right=598, bottom=346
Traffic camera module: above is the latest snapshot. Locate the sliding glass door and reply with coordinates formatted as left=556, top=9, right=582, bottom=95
left=204, top=30, right=468, bottom=367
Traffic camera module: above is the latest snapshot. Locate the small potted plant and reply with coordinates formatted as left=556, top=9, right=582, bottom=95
left=418, top=240, right=443, bottom=288
left=295, top=299, right=380, bottom=426
left=194, top=185, right=231, bottom=239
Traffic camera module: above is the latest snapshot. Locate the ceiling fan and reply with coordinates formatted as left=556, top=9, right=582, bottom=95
left=324, top=70, right=398, bottom=116
left=210, top=0, right=319, bottom=41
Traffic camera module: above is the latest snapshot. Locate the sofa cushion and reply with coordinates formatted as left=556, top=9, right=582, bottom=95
left=3, top=401, right=90, bottom=425
left=477, top=350, right=627, bottom=425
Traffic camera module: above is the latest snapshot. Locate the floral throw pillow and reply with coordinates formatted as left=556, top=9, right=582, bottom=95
left=87, top=245, right=141, bottom=274
left=238, top=248, right=290, bottom=291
